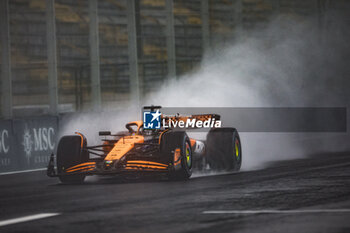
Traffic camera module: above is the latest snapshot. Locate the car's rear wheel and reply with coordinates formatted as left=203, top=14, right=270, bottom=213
left=160, top=131, right=192, bottom=180
left=205, top=128, right=242, bottom=171
left=57, top=135, right=89, bottom=184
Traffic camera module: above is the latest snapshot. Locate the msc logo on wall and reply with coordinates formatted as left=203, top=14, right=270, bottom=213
left=143, top=110, right=161, bottom=129
left=0, top=130, right=10, bottom=154
left=22, top=124, right=56, bottom=161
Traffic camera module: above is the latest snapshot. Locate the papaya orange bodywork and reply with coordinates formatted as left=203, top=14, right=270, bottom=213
left=158, top=129, right=169, bottom=144
left=174, top=148, right=181, bottom=166
left=104, top=135, right=144, bottom=161
left=190, top=139, right=196, bottom=147
left=126, top=164, right=168, bottom=170
left=126, top=121, right=143, bottom=133
left=65, top=162, right=96, bottom=171
left=124, top=167, right=165, bottom=171
left=66, top=166, right=95, bottom=173
left=75, top=132, right=85, bottom=147
left=127, top=160, right=168, bottom=167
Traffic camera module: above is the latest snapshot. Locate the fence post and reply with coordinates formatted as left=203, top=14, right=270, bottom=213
left=165, top=0, right=176, bottom=79
left=46, top=0, right=58, bottom=115
left=201, top=0, right=210, bottom=54
left=234, top=0, right=243, bottom=38
left=0, top=0, right=13, bottom=119
left=127, top=0, right=140, bottom=107
left=272, top=0, right=280, bottom=14
left=89, top=0, right=102, bottom=111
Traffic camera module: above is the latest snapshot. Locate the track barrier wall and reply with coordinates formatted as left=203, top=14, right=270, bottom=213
left=0, top=117, right=58, bottom=173
left=0, top=109, right=348, bottom=173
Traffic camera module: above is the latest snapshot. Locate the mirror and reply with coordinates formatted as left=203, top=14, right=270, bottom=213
left=99, top=131, right=111, bottom=136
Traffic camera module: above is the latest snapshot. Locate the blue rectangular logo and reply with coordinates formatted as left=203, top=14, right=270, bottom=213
left=143, top=110, right=161, bottom=129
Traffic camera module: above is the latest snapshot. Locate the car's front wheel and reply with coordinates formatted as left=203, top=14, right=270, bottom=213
left=56, top=135, right=89, bottom=184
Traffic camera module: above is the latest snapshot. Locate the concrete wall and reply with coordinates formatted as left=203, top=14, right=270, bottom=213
left=0, top=116, right=58, bottom=172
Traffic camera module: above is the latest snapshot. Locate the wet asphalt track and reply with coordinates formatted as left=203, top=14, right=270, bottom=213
left=1, top=152, right=350, bottom=233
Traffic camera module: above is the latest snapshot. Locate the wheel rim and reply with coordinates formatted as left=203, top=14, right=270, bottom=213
left=235, top=138, right=240, bottom=162
left=185, top=142, right=192, bottom=168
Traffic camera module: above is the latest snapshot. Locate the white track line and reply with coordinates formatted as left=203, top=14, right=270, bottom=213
left=0, top=168, right=46, bottom=176
left=203, top=209, right=350, bottom=214
left=0, top=213, right=60, bottom=227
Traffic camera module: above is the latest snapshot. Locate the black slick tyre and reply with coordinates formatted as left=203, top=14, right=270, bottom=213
left=160, top=131, right=192, bottom=180
left=57, top=135, right=88, bottom=184
left=205, top=128, right=242, bottom=171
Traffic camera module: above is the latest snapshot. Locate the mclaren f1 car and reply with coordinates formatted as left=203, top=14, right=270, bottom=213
left=47, top=106, right=242, bottom=183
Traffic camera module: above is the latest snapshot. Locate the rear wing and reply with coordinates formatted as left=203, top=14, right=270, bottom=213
left=143, top=105, right=162, bottom=112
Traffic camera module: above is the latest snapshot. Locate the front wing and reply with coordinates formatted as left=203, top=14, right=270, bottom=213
left=47, top=153, right=172, bottom=177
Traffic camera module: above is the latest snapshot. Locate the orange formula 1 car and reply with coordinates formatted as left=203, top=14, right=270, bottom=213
left=47, top=106, right=242, bottom=183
